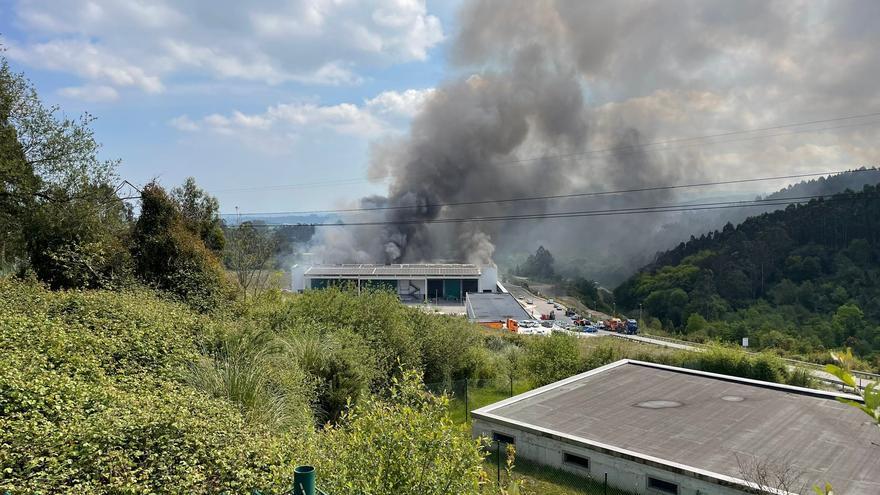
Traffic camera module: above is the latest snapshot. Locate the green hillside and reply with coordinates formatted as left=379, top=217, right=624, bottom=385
left=615, top=185, right=880, bottom=366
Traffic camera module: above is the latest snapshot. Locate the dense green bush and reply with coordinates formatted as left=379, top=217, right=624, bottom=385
left=0, top=280, right=495, bottom=493
left=0, top=280, right=302, bottom=493
left=314, top=371, right=485, bottom=495
left=523, top=333, right=583, bottom=387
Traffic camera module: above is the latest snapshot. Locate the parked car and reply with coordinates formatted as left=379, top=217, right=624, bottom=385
left=584, top=325, right=598, bottom=333
left=526, top=299, right=534, bottom=305
left=547, top=299, right=554, bottom=304
left=596, top=321, right=606, bottom=330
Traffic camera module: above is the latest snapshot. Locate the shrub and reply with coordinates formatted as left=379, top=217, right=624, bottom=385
left=523, top=333, right=582, bottom=387
left=0, top=280, right=301, bottom=493
left=314, top=371, right=485, bottom=495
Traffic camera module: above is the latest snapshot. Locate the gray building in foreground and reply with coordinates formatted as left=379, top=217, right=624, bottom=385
left=291, top=263, right=498, bottom=302
left=472, top=360, right=878, bottom=495
left=465, top=292, right=530, bottom=325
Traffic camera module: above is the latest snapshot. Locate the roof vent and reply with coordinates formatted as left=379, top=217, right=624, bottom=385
left=634, top=400, right=682, bottom=409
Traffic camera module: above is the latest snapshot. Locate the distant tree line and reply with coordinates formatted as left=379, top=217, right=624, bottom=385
left=616, top=186, right=880, bottom=364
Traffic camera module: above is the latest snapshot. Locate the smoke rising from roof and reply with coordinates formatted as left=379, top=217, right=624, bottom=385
left=314, top=0, right=880, bottom=280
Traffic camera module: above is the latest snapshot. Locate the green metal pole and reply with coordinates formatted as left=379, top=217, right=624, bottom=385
left=293, top=465, right=316, bottom=495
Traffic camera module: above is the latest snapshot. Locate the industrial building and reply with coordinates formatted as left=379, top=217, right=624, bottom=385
left=291, top=263, right=498, bottom=302
left=472, top=360, right=878, bottom=495
left=465, top=292, right=530, bottom=329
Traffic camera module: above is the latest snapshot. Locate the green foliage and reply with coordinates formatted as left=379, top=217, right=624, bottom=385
left=24, top=182, right=133, bottom=289
left=515, top=246, right=557, bottom=281
left=314, top=370, right=486, bottom=495
left=616, top=185, right=880, bottom=361
left=187, top=324, right=313, bottom=429
left=172, top=177, right=225, bottom=253
left=1, top=54, right=130, bottom=287
left=0, top=280, right=299, bottom=493
left=131, top=182, right=232, bottom=311
left=523, top=333, right=582, bottom=387
left=224, top=221, right=277, bottom=297
left=0, top=71, right=38, bottom=267
left=825, top=349, right=880, bottom=430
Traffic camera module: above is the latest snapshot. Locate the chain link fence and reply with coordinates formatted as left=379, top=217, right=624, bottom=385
left=425, top=377, right=530, bottom=424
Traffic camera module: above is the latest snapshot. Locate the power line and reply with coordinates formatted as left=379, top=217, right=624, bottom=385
left=242, top=192, right=874, bottom=228
left=212, top=110, right=880, bottom=194
left=222, top=168, right=879, bottom=217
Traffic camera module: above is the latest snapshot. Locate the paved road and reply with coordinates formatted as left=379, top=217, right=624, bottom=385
left=506, top=283, right=598, bottom=326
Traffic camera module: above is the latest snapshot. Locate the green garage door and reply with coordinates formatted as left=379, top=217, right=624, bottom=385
left=444, top=279, right=462, bottom=301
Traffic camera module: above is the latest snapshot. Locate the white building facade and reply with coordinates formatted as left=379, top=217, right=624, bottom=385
left=291, top=263, right=498, bottom=303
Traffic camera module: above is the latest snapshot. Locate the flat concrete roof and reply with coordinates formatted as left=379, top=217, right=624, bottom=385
left=466, top=293, right=530, bottom=322
left=473, top=360, right=878, bottom=494
left=303, top=263, right=483, bottom=277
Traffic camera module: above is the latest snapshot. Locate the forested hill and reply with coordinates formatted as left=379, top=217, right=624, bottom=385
left=614, top=183, right=880, bottom=360
left=763, top=167, right=880, bottom=200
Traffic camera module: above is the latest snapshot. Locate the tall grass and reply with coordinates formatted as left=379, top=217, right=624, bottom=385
left=187, top=324, right=310, bottom=429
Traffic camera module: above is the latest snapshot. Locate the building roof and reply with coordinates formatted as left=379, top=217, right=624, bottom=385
left=302, top=263, right=483, bottom=278
left=473, top=360, right=879, bottom=495
left=466, top=293, right=530, bottom=322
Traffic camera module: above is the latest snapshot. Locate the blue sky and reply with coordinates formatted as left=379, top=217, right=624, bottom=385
left=3, top=0, right=880, bottom=224
left=0, top=0, right=463, bottom=215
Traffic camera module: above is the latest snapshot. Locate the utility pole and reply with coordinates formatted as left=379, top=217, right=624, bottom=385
left=639, top=303, right=643, bottom=323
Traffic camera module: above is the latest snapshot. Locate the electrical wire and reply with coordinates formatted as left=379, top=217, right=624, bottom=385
left=212, top=110, right=880, bottom=194
left=242, top=191, right=876, bottom=228
left=222, top=168, right=879, bottom=217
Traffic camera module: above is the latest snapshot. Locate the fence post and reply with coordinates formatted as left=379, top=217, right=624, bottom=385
left=496, top=442, right=501, bottom=486
left=464, top=377, right=469, bottom=421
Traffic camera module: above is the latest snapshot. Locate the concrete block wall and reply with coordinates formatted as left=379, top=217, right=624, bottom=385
left=473, top=419, right=750, bottom=495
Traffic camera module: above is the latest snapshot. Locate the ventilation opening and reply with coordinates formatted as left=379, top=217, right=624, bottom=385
left=647, top=476, right=679, bottom=494
left=492, top=432, right=515, bottom=445
left=563, top=452, right=590, bottom=470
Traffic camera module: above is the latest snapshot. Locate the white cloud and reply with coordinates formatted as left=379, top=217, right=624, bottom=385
left=169, top=87, right=435, bottom=148
left=7, top=40, right=163, bottom=93
left=366, top=88, right=436, bottom=118
left=58, top=84, right=119, bottom=103
left=168, top=115, right=199, bottom=132
left=8, top=0, right=444, bottom=94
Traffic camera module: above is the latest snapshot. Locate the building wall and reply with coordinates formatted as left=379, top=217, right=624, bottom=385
left=472, top=419, right=750, bottom=495
left=291, top=265, right=306, bottom=292
left=479, top=266, right=498, bottom=293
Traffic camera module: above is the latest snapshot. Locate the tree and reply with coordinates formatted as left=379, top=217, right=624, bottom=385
left=832, top=304, right=868, bottom=353
left=131, top=182, right=230, bottom=311
left=501, top=345, right=524, bottom=392
left=515, top=246, right=556, bottom=280
left=24, top=182, right=132, bottom=289
left=1, top=54, right=129, bottom=287
left=172, top=177, right=225, bottom=253
left=735, top=452, right=807, bottom=495
left=0, top=85, right=38, bottom=268
left=224, top=221, right=276, bottom=297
